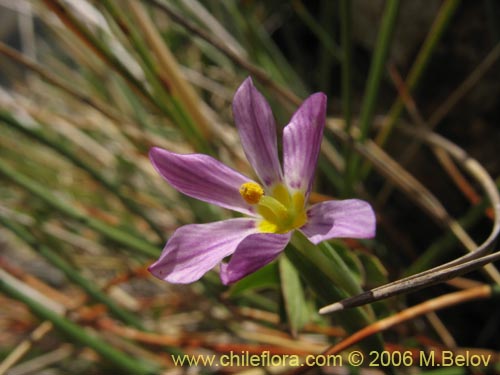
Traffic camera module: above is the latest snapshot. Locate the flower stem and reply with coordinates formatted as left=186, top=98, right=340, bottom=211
left=286, top=232, right=385, bottom=352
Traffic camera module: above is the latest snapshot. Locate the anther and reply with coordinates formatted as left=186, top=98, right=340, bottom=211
left=239, top=182, right=264, bottom=205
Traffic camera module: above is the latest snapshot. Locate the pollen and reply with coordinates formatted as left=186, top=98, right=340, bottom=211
left=239, top=182, right=264, bottom=205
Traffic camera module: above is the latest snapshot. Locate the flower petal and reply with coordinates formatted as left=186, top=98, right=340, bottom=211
left=148, top=218, right=258, bottom=283
left=283, top=93, right=326, bottom=195
left=150, top=147, right=256, bottom=215
left=220, top=232, right=291, bottom=284
left=233, top=77, right=283, bottom=187
left=301, top=199, right=376, bottom=244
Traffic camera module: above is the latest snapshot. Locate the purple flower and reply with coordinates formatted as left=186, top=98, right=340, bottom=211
left=148, top=77, right=375, bottom=285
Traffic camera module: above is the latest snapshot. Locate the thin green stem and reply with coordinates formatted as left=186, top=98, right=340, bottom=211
left=374, top=0, right=461, bottom=149
left=317, top=0, right=336, bottom=93
left=345, top=0, right=400, bottom=193
left=144, top=0, right=303, bottom=108
left=292, top=0, right=341, bottom=61
left=0, top=273, right=158, bottom=375
left=0, top=217, right=145, bottom=330
left=0, top=160, right=160, bottom=258
left=41, top=0, right=155, bottom=108
left=0, top=42, right=134, bottom=135
left=290, top=231, right=362, bottom=296
left=99, top=0, right=211, bottom=154
left=286, top=233, right=385, bottom=353
left=340, top=0, right=353, bottom=195
left=43, top=0, right=210, bottom=155
left=224, top=1, right=308, bottom=97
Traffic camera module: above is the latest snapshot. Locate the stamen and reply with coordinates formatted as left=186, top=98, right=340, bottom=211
left=239, top=181, right=307, bottom=234
left=257, top=185, right=307, bottom=234
left=272, top=184, right=290, bottom=206
left=258, top=196, right=289, bottom=221
left=239, top=182, right=264, bottom=205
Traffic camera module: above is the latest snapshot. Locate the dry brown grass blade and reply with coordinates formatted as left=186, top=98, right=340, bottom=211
left=428, top=42, right=500, bottom=128
left=126, top=0, right=212, bottom=140
left=40, top=0, right=107, bottom=61
left=233, top=306, right=346, bottom=337
left=433, top=149, right=488, bottom=213
left=425, top=311, right=457, bottom=349
left=40, top=0, right=156, bottom=106
left=327, top=120, right=487, bottom=259
left=0, top=260, right=79, bottom=311
left=0, top=41, right=160, bottom=153
left=5, top=344, right=74, bottom=375
left=320, top=113, right=500, bottom=313
left=0, top=321, right=53, bottom=375
left=0, top=266, right=66, bottom=374
left=98, top=317, right=320, bottom=357
left=289, top=285, right=495, bottom=375
left=394, top=126, right=500, bottom=273
left=143, top=0, right=302, bottom=110
left=323, top=285, right=492, bottom=354
left=378, top=64, right=493, bottom=221
left=0, top=42, right=127, bottom=127
left=377, top=65, right=500, bottom=284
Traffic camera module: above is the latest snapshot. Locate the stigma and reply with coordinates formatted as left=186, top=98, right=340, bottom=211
left=239, top=182, right=264, bottom=204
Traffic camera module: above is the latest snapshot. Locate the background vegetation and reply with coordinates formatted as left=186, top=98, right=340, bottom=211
left=0, top=0, right=499, bottom=374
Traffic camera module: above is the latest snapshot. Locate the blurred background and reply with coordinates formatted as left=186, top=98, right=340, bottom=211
left=1, top=0, right=499, bottom=374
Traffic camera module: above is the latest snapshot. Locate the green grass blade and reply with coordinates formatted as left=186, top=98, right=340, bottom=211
left=344, top=0, right=400, bottom=194
left=285, top=236, right=384, bottom=353
left=0, top=159, right=160, bottom=258
left=0, top=109, right=163, bottom=239
left=0, top=271, right=158, bottom=375
left=0, top=217, right=146, bottom=330
left=340, top=0, right=353, bottom=195
left=374, top=0, right=462, bottom=148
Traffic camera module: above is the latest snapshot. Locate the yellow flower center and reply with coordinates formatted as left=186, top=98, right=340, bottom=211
left=239, top=182, right=264, bottom=205
left=239, top=182, right=307, bottom=234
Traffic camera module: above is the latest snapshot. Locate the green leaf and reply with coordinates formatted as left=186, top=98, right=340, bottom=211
left=328, top=240, right=365, bottom=285
left=284, top=245, right=385, bottom=353
left=279, top=255, right=309, bottom=337
left=291, top=233, right=362, bottom=296
left=287, top=232, right=385, bottom=353
left=229, top=261, right=280, bottom=296
left=358, top=252, right=389, bottom=288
